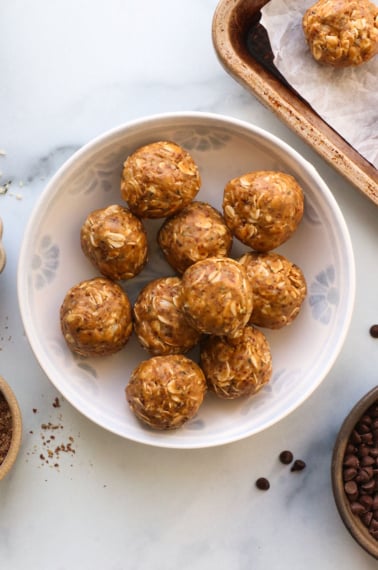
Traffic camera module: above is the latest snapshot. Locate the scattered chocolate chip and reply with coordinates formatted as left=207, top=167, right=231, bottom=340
left=255, top=477, right=270, bottom=491
left=290, top=459, right=306, bottom=472
left=369, top=325, right=378, bottom=338
left=279, top=450, right=294, bottom=465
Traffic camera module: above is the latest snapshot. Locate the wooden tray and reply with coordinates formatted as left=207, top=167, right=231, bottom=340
left=212, top=0, right=378, bottom=205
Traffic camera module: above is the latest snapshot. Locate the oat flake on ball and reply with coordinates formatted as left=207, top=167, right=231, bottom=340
left=133, top=276, right=201, bottom=356
left=60, top=277, right=133, bottom=357
left=125, top=354, right=207, bottom=430
left=178, top=257, right=253, bottom=337
left=223, top=170, right=304, bottom=252
left=120, top=141, right=201, bottom=219
left=200, top=325, right=272, bottom=399
left=80, top=204, right=148, bottom=281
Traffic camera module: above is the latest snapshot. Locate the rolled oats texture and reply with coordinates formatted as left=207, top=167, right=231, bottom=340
left=125, top=354, right=207, bottom=430
left=178, top=257, right=253, bottom=337
left=157, top=201, right=233, bottom=274
left=120, top=141, right=201, bottom=218
left=222, top=170, right=304, bottom=251
left=60, top=277, right=133, bottom=357
left=303, top=0, right=378, bottom=67
left=80, top=204, right=148, bottom=281
left=238, top=251, right=307, bottom=329
left=200, top=325, right=273, bottom=399
left=133, top=276, right=201, bottom=356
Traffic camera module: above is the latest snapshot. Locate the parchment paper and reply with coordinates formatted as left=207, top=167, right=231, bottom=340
left=260, top=0, right=378, bottom=169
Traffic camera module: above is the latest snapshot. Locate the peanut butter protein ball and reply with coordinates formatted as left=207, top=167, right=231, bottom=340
left=238, top=252, right=307, bottom=329
left=303, top=0, right=378, bottom=67
left=158, top=201, right=233, bottom=274
left=80, top=204, right=148, bottom=281
left=120, top=141, right=201, bottom=218
left=223, top=171, right=304, bottom=252
left=126, top=354, right=207, bottom=430
left=178, top=257, right=253, bottom=337
left=60, top=277, right=133, bottom=357
left=200, top=325, right=273, bottom=399
left=133, top=277, right=201, bottom=355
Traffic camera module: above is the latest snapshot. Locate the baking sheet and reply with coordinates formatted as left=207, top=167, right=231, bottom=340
left=212, top=0, right=378, bottom=204
left=260, top=0, right=378, bottom=169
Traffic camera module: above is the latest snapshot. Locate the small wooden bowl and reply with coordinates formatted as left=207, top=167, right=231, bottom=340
left=331, top=386, right=378, bottom=560
left=0, top=376, right=22, bottom=481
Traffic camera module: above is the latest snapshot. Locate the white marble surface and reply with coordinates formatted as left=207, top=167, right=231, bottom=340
left=0, top=1, right=377, bottom=568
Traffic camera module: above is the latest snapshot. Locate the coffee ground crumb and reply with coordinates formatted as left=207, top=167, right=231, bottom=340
left=0, top=391, right=12, bottom=465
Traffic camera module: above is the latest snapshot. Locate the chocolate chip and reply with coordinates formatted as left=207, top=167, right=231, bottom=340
left=350, top=501, right=367, bottom=516
left=279, top=450, right=293, bottom=465
left=369, top=325, right=378, bottom=338
left=343, top=467, right=358, bottom=481
left=361, top=511, right=373, bottom=527
left=345, top=480, right=358, bottom=496
left=361, top=455, right=375, bottom=467
left=343, top=454, right=359, bottom=468
left=290, top=459, right=306, bottom=472
left=342, top=398, right=378, bottom=541
left=255, top=477, right=270, bottom=491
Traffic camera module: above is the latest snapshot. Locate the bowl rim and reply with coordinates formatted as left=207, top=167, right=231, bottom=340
left=16, top=111, right=356, bottom=448
left=331, top=385, right=378, bottom=559
left=0, top=375, right=22, bottom=480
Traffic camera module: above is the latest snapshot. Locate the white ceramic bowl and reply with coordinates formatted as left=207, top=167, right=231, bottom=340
left=18, top=112, right=355, bottom=449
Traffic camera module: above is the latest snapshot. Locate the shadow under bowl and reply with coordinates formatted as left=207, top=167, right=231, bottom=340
left=331, top=386, right=378, bottom=560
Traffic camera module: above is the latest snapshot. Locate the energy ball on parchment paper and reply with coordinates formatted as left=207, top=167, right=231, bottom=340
left=133, top=276, right=201, bottom=356
left=120, top=141, right=201, bottom=219
left=125, top=354, right=207, bottom=430
left=302, top=0, right=378, bottom=67
left=238, top=252, right=307, bottom=329
left=200, top=325, right=273, bottom=399
left=60, top=277, right=133, bottom=357
left=223, top=170, right=304, bottom=252
left=157, top=201, right=233, bottom=274
left=178, top=257, right=253, bottom=337
left=80, top=204, right=148, bottom=281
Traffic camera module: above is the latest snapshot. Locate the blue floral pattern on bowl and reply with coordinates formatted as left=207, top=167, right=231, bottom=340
left=309, top=265, right=339, bottom=325
left=32, top=235, right=59, bottom=290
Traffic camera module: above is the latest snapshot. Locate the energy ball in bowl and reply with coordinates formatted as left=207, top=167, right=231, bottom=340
left=223, top=170, right=304, bottom=251
left=178, top=257, right=253, bottom=337
left=60, top=277, right=133, bottom=357
left=238, top=252, right=307, bottom=329
left=157, top=201, right=233, bottom=274
left=120, top=141, right=201, bottom=218
left=133, top=276, right=201, bottom=355
left=80, top=204, right=148, bottom=281
left=125, top=354, right=207, bottom=430
left=200, top=326, right=273, bottom=399
left=303, top=0, right=378, bottom=67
